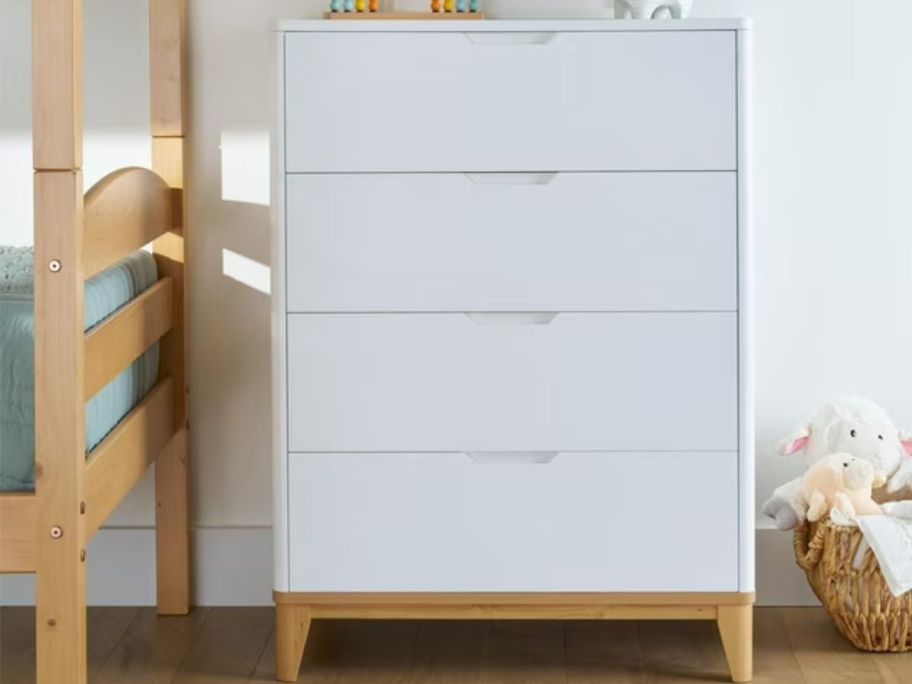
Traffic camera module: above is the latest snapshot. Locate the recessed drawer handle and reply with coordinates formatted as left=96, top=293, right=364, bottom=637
left=464, top=173, right=558, bottom=186
left=464, top=32, right=558, bottom=46
left=467, top=451, right=559, bottom=465
left=465, top=313, right=559, bottom=326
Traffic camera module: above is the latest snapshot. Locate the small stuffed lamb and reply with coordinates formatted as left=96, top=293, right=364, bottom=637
left=762, top=397, right=912, bottom=530
left=803, top=454, right=884, bottom=522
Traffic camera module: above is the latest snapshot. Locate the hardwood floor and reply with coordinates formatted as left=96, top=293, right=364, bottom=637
left=3, top=607, right=912, bottom=683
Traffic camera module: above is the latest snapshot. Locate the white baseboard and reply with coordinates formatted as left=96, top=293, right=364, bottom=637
left=0, top=527, right=273, bottom=607
left=0, top=526, right=817, bottom=607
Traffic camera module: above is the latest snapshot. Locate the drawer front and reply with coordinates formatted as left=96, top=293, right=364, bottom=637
left=287, top=451, right=739, bottom=592
left=286, top=313, right=738, bottom=452
left=286, top=172, right=737, bottom=313
left=284, top=31, right=736, bottom=172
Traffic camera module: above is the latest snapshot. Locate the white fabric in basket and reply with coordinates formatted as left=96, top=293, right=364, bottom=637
left=835, top=501, right=912, bottom=598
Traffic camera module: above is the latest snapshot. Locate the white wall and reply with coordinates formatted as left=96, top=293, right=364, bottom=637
left=2, top=0, right=912, bottom=605
left=703, top=0, right=912, bottom=509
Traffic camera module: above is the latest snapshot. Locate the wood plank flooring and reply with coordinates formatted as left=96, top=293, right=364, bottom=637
left=3, top=607, right=912, bottom=683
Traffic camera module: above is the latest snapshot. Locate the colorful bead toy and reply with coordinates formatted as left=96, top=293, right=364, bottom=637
left=330, top=0, right=480, bottom=15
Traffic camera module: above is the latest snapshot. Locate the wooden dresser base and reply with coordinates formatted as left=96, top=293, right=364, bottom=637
left=273, top=591, right=754, bottom=683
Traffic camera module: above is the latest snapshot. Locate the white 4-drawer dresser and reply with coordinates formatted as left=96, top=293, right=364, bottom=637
left=272, top=18, right=754, bottom=683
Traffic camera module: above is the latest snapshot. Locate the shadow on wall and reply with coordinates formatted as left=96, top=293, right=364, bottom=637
left=219, top=128, right=271, bottom=296
left=184, top=0, right=301, bottom=527
left=180, top=0, right=397, bottom=532
left=219, top=126, right=272, bottom=296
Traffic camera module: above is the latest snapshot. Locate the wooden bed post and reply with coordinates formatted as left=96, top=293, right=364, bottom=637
left=32, top=1, right=88, bottom=682
left=150, top=0, right=192, bottom=616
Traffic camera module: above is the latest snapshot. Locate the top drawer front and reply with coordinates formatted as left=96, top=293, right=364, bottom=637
left=284, top=31, right=736, bottom=172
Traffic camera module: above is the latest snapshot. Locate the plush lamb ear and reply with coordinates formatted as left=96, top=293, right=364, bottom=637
left=779, top=425, right=811, bottom=455
left=901, top=430, right=912, bottom=457
left=874, top=472, right=888, bottom=489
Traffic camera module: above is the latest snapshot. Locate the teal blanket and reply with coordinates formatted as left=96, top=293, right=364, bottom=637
left=0, top=246, right=160, bottom=491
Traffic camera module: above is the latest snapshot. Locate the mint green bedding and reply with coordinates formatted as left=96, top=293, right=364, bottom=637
left=0, top=246, right=160, bottom=492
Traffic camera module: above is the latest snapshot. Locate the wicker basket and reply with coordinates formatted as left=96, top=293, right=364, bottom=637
left=794, top=520, right=912, bottom=651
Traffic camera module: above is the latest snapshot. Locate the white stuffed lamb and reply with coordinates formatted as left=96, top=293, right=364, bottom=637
left=762, top=397, right=912, bottom=530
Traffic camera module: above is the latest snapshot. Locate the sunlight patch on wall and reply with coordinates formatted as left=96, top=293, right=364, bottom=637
left=222, top=248, right=271, bottom=295
left=220, top=129, right=270, bottom=206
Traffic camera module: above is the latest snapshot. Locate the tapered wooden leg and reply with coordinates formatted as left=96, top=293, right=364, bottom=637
left=155, top=428, right=191, bottom=615
left=276, top=603, right=312, bottom=682
left=717, top=604, right=753, bottom=683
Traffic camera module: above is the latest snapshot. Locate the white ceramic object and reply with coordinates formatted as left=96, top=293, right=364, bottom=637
left=614, top=0, right=693, bottom=19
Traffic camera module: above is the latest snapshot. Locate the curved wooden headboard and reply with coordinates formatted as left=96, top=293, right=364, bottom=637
left=82, top=167, right=179, bottom=279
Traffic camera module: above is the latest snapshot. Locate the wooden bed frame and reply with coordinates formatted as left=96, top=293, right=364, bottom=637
left=0, top=2, right=190, bottom=682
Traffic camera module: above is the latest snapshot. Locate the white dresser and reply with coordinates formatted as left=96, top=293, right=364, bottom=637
left=272, top=18, right=754, bottom=683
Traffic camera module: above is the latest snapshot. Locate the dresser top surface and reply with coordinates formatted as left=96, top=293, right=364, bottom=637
left=273, top=18, right=751, bottom=33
